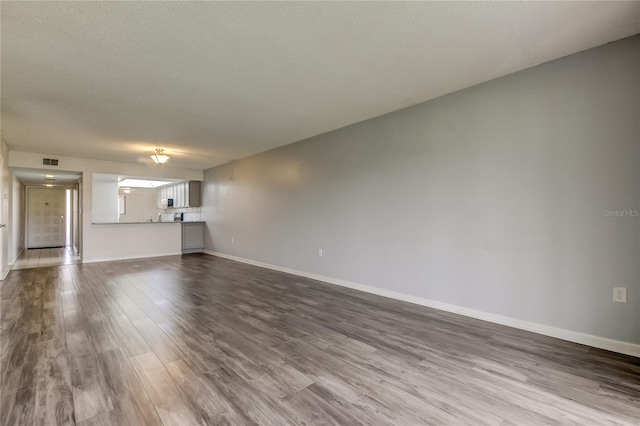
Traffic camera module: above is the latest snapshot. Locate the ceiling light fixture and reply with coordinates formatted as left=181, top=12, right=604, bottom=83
left=150, top=148, right=170, bottom=165
left=45, top=184, right=54, bottom=187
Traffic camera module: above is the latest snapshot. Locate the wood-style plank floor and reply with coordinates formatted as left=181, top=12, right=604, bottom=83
left=1, top=254, right=638, bottom=425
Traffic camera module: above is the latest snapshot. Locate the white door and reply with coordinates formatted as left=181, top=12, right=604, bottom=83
left=27, top=188, right=67, bottom=248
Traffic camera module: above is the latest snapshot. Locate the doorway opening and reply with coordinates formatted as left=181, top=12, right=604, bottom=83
left=10, top=169, right=82, bottom=271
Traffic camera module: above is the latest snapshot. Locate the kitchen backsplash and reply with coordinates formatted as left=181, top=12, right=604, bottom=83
left=157, top=207, right=201, bottom=222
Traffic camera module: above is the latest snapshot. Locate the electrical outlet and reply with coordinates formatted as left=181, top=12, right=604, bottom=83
left=613, top=287, right=627, bottom=303
left=318, top=248, right=323, bottom=257
left=231, top=237, right=234, bottom=244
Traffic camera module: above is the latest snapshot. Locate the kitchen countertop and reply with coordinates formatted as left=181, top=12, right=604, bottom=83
left=93, top=221, right=184, bottom=225
left=93, top=221, right=205, bottom=225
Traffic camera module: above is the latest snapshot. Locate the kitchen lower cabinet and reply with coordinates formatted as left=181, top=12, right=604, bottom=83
left=182, top=222, right=204, bottom=253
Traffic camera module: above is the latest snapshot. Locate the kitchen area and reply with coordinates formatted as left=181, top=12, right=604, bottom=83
left=92, top=173, right=205, bottom=254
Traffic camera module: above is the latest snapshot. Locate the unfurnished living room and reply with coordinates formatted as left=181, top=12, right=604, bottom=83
left=0, top=1, right=639, bottom=425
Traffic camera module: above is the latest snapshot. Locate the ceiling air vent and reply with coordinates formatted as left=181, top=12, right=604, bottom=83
left=42, top=158, right=59, bottom=166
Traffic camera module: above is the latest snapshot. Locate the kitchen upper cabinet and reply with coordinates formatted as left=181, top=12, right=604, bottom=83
left=157, top=186, right=167, bottom=208
left=187, top=181, right=201, bottom=207
left=157, top=181, right=201, bottom=208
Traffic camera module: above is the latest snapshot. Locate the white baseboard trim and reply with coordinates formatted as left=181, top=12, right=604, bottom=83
left=82, top=252, right=182, bottom=264
left=205, top=250, right=639, bottom=358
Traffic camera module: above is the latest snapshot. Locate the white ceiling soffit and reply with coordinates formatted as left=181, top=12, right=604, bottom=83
left=13, top=168, right=81, bottom=187
left=2, top=2, right=639, bottom=170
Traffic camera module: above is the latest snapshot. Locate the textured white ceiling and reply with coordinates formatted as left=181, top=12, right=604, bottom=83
left=2, top=2, right=639, bottom=170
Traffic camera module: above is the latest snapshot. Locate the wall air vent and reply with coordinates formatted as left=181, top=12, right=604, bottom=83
left=42, top=158, right=59, bottom=166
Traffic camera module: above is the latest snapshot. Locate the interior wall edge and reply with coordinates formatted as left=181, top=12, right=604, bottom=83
left=204, top=250, right=640, bottom=358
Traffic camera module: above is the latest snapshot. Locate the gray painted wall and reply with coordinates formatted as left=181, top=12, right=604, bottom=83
left=202, top=36, right=639, bottom=344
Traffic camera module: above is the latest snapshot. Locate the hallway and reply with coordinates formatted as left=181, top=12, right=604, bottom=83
left=11, top=246, right=80, bottom=270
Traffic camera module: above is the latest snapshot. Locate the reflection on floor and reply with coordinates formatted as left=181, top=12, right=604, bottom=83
left=11, top=246, right=80, bottom=270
